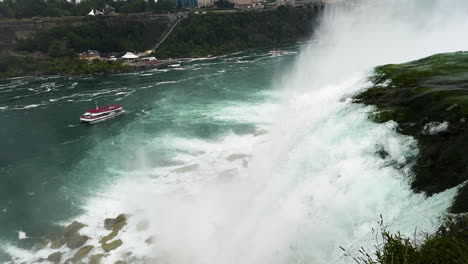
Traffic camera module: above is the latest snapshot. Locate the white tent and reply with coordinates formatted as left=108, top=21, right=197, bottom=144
left=95, top=10, right=104, bottom=15
left=88, top=9, right=95, bottom=16
left=121, top=52, right=139, bottom=59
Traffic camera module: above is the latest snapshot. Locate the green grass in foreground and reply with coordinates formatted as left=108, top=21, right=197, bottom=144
left=345, top=216, right=468, bottom=264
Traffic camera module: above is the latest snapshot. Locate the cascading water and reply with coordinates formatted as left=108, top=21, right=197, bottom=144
left=3, top=0, right=468, bottom=263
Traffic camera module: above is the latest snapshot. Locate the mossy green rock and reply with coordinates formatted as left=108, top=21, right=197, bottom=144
left=99, top=229, right=119, bottom=244
left=64, top=221, right=86, bottom=237
left=33, top=239, right=49, bottom=251
left=102, top=239, right=123, bottom=252
left=145, top=236, right=154, bottom=245
left=113, top=221, right=126, bottom=232
left=115, top=214, right=127, bottom=223
left=50, top=237, right=66, bottom=249
left=88, top=254, right=105, bottom=264
left=355, top=51, right=468, bottom=212
left=47, top=252, right=62, bottom=263
left=66, top=235, right=89, bottom=249
left=65, top=245, right=94, bottom=263
left=114, top=261, right=127, bottom=264
left=104, top=214, right=127, bottom=230
left=136, top=220, right=149, bottom=231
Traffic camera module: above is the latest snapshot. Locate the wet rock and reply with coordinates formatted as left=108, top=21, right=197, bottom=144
left=64, top=221, right=86, bottom=237
left=144, top=236, right=154, bottom=245
left=191, top=151, right=205, bottom=156
left=47, top=252, right=62, bottom=263
left=254, top=129, right=268, bottom=137
left=115, top=214, right=127, bottom=223
left=67, top=235, right=89, bottom=249
left=114, top=261, right=127, bottom=264
left=113, top=221, right=126, bottom=232
left=33, top=239, right=49, bottom=251
left=50, top=237, right=66, bottom=249
left=219, top=168, right=239, bottom=180
left=143, top=257, right=158, bottom=264
left=172, top=164, right=199, bottom=173
left=136, top=220, right=149, bottom=231
left=104, top=214, right=127, bottom=230
left=102, top=239, right=123, bottom=252
left=88, top=254, right=105, bottom=264
left=65, top=245, right=94, bottom=263
left=226, top=154, right=249, bottom=162
left=99, top=229, right=118, bottom=244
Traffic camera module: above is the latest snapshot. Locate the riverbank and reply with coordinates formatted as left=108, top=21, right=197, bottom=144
left=0, top=7, right=321, bottom=80
left=0, top=54, right=133, bottom=80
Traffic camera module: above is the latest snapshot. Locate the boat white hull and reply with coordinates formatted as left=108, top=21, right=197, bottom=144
left=80, top=110, right=125, bottom=124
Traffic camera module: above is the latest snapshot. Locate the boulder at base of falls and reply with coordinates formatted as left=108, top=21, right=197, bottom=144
left=64, top=245, right=94, bottom=263
left=114, top=261, right=128, bottom=264
left=226, top=154, right=249, bottom=162
left=144, top=236, right=154, bottom=245
left=171, top=164, right=199, bottom=173
left=63, top=221, right=87, bottom=237
left=89, top=254, right=106, bottom=264
left=33, top=239, right=49, bottom=251
left=50, top=237, right=67, bottom=249
left=99, top=229, right=119, bottom=244
left=47, top=252, right=62, bottom=263
left=254, top=129, right=268, bottom=137
left=66, top=235, right=89, bottom=249
left=102, top=239, right=123, bottom=252
left=136, top=220, right=149, bottom=231
left=219, top=168, right=239, bottom=181
left=104, top=214, right=128, bottom=230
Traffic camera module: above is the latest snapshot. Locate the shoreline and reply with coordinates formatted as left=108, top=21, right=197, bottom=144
left=0, top=42, right=310, bottom=81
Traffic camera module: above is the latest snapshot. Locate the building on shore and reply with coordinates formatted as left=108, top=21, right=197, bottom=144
left=79, top=51, right=100, bottom=61
left=228, top=0, right=266, bottom=9
left=172, top=0, right=197, bottom=8
left=198, top=0, right=214, bottom=8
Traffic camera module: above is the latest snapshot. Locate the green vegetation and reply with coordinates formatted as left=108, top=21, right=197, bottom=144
left=348, top=216, right=468, bottom=264
left=0, top=0, right=174, bottom=19
left=355, top=51, right=468, bottom=212
left=0, top=54, right=131, bottom=79
left=157, top=6, right=320, bottom=58
left=17, top=19, right=169, bottom=54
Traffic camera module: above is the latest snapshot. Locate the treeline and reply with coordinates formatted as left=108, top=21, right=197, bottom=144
left=157, top=6, right=321, bottom=58
left=0, top=55, right=131, bottom=79
left=17, top=19, right=168, bottom=55
left=0, top=0, right=173, bottom=19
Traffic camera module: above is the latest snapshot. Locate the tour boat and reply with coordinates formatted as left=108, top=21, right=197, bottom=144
left=80, top=104, right=125, bottom=124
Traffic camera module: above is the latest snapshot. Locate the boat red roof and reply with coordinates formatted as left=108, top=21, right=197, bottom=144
left=86, top=104, right=122, bottom=114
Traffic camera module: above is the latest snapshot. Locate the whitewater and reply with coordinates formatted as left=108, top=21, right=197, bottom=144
left=3, top=0, right=468, bottom=263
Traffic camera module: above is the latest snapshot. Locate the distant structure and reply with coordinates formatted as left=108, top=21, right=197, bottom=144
left=172, top=0, right=197, bottom=8
left=228, top=0, right=265, bottom=9
left=104, top=6, right=116, bottom=16
left=79, top=51, right=100, bottom=61
left=198, top=0, right=214, bottom=8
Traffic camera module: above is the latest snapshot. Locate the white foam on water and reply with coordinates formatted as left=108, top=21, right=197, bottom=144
left=22, top=104, right=40, bottom=109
